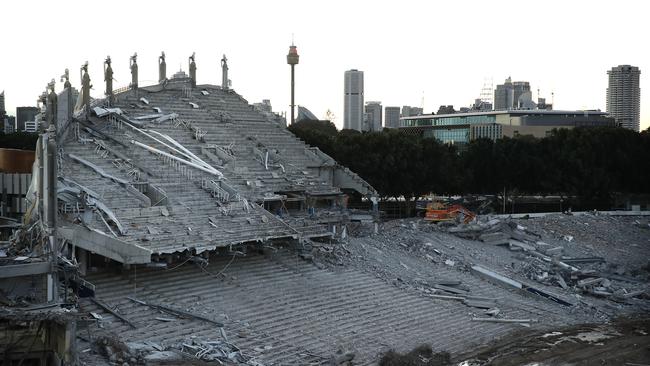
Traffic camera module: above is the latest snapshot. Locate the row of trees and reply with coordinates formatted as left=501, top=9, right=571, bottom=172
left=0, top=132, right=39, bottom=150
left=289, top=120, right=650, bottom=202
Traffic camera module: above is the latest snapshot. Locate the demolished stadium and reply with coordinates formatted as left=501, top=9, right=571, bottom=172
left=1, top=54, right=648, bottom=366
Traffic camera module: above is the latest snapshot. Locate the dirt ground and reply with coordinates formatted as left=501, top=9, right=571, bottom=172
left=457, top=317, right=650, bottom=366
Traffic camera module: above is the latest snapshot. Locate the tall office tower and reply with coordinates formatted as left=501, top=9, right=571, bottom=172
left=4, top=116, right=15, bottom=133
left=385, top=106, right=401, bottom=128
left=494, top=77, right=531, bottom=110
left=494, top=77, right=513, bottom=110
left=401, top=105, right=423, bottom=117
left=607, top=65, right=641, bottom=131
left=344, top=69, right=364, bottom=131
left=0, top=91, right=5, bottom=116
left=512, top=81, right=531, bottom=108
left=365, top=101, right=382, bottom=131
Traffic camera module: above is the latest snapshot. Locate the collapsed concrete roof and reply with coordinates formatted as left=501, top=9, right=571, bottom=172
left=47, top=74, right=376, bottom=264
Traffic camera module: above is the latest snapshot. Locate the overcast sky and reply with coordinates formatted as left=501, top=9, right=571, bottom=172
left=1, top=0, right=647, bottom=130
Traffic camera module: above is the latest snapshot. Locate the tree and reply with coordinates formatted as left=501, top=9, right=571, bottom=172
left=286, top=123, right=650, bottom=208
left=0, top=132, right=39, bottom=150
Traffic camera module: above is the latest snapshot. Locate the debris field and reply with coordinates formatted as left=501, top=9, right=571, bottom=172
left=78, top=212, right=650, bottom=365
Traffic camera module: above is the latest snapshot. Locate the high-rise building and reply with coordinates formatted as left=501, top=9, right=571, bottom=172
left=494, top=78, right=513, bottom=110
left=344, top=69, right=364, bottom=131
left=16, top=106, right=40, bottom=132
left=607, top=65, right=641, bottom=131
left=0, top=91, right=5, bottom=116
left=3, top=115, right=15, bottom=133
left=0, top=91, right=6, bottom=132
left=494, top=77, right=531, bottom=110
left=401, top=106, right=423, bottom=117
left=385, top=106, right=400, bottom=128
left=513, top=82, right=531, bottom=108
left=365, top=101, right=382, bottom=132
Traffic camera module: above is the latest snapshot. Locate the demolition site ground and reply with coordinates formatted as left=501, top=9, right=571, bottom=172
left=74, top=212, right=650, bottom=365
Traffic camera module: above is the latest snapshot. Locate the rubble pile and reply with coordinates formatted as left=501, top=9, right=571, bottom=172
left=2, top=221, right=45, bottom=258
left=109, top=337, right=266, bottom=366
left=68, top=212, right=648, bottom=365
left=94, top=335, right=140, bottom=365
left=178, top=338, right=264, bottom=365
left=441, top=214, right=650, bottom=305
left=313, top=212, right=650, bottom=325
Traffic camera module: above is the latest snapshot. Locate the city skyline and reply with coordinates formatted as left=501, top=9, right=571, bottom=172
left=0, top=0, right=648, bottom=131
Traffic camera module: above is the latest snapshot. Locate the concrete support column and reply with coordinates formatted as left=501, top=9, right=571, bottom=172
left=77, top=247, right=88, bottom=276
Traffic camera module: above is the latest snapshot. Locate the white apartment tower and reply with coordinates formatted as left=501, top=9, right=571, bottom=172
left=607, top=65, right=641, bottom=131
left=344, top=70, right=364, bottom=131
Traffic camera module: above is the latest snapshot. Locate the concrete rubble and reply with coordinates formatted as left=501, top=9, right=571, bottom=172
left=314, top=212, right=649, bottom=327
left=61, top=212, right=650, bottom=364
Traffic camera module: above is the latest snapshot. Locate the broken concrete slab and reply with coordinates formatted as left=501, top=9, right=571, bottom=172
left=545, top=246, right=564, bottom=256
left=431, top=279, right=462, bottom=286
left=577, top=277, right=607, bottom=288
left=127, top=297, right=224, bottom=327
left=433, top=284, right=468, bottom=295
left=471, top=265, right=574, bottom=306
left=479, top=232, right=510, bottom=245
left=510, top=229, right=538, bottom=243
left=471, top=265, right=522, bottom=289
left=471, top=317, right=538, bottom=324
left=463, top=299, right=496, bottom=309
left=508, top=239, right=536, bottom=252
left=484, top=308, right=501, bottom=317
left=90, top=297, right=137, bottom=329
left=144, top=351, right=182, bottom=362
left=561, top=257, right=606, bottom=264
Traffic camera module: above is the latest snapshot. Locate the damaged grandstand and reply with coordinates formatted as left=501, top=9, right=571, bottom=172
left=54, top=56, right=376, bottom=266
left=1, top=54, right=377, bottom=364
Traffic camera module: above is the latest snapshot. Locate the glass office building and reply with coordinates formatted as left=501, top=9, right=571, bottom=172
left=399, top=110, right=616, bottom=144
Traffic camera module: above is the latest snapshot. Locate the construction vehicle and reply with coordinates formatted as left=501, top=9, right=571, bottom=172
left=424, top=201, right=476, bottom=224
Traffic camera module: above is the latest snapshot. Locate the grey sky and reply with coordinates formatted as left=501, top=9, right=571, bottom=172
left=1, top=0, right=647, bottom=130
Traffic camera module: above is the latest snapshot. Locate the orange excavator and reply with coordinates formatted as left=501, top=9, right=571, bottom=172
left=424, top=201, right=476, bottom=224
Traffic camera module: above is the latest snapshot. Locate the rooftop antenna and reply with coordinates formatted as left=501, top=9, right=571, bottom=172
left=551, top=91, right=555, bottom=106
left=420, top=91, right=425, bottom=109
